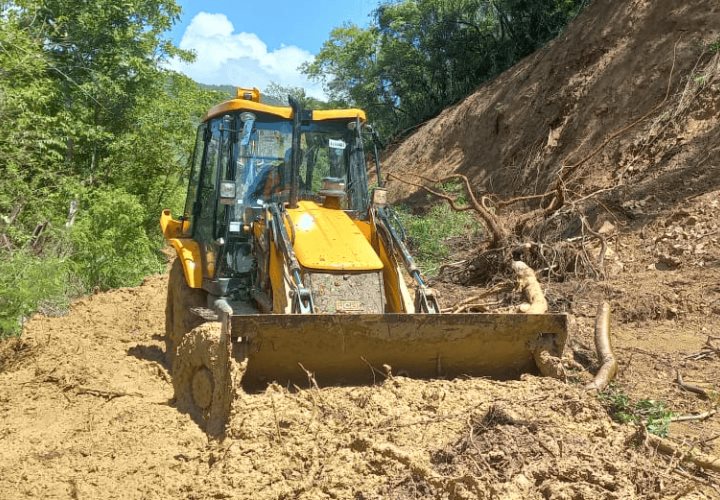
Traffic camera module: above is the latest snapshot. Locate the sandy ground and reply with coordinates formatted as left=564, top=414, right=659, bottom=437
left=0, top=269, right=718, bottom=499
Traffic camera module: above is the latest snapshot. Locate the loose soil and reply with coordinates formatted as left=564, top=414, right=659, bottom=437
left=2, top=0, right=720, bottom=497
left=1, top=274, right=715, bottom=499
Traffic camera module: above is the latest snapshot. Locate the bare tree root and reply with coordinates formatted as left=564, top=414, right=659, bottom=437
left=509, top=261, right=566, bottom=379
left=532, top=335, right=566, bottom=380
left=389, top=162, right=616, bottom=286
left=511, top=261, right=547, bottom=314
left=387, top=171, right=509, bottom=248
left=645, top=433, right=720, bottom=473
left=676, top=371, right=711, bottom=399
left=586, top=302, right=617, bottom=392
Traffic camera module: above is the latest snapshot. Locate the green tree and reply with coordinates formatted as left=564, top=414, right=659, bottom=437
left=264, top=81, right=330, bottom=109
left=0, top=0, right=220, bottom=336
left=16, top=0, right=191, bottom=181
left=105, top=72, right=223, bottom=231
left=302, top=25, right=389, bottom=126
left=0, top=4, right=69, bottom=248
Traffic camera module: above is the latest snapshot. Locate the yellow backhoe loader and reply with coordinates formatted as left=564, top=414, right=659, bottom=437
left=161, top=88, right=569, bottom=435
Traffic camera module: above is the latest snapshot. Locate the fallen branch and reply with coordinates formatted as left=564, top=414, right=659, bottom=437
left=446, top=300, right=503, bottom=313
left=684, top=349, right=718, bottom=361
left=646, top=433, right=720, bottom=473
left=669, top=410, right=716, bottom=423
left=705, top=337, right=720, bottom=356
left=586, top=302, right=617, bottom=392
left=676, top=371, right=709, bottom=399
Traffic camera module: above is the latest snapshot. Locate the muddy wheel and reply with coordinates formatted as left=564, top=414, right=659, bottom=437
left=173, top=322, right=232, bottom=436
left=165, top=260, right=207, bottom=369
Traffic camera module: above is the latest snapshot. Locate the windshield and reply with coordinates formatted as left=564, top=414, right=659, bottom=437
left=299, top=122, right=351, bottom=199
left=237, top=117, right=353, bottom=207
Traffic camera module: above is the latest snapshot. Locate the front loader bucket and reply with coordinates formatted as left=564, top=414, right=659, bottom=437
left=230, top=313, right=569, bottom=390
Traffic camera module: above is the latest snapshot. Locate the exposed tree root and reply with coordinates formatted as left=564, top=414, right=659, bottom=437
left=676, top=371, right=710, bottom=399
left=532, top=335, right=566, bottom=380
left=512, top=261, right=547, bottom=314
left=646, top=433, right=720, bottom=473
left=586, top=302, right=617, bottom=392
left=387, top=171, right=509, bottom=248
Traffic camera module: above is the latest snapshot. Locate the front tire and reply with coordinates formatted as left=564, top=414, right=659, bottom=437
left=165, top=260, right=207, bottom=370
left=173, top=322, right=232, bottom=436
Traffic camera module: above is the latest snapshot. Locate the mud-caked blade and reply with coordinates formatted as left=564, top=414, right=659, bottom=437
left=230, top=313, right=568, bottom=390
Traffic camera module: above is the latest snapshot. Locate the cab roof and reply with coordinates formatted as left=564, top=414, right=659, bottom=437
left=204, top=89, right=367, bottom=123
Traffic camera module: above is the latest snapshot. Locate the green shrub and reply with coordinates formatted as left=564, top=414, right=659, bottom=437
left=394, top=203, right=481, bottom=276
left=709, top=37, right=720, bottom=54
left=600, top=385, right=674, bottom=437
left=0, top=250, right=75, bottom=338
left=69, top=187, right=164, bottom=290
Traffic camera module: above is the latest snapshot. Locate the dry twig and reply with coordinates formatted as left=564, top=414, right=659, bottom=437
left=668, top=410, right=716, bottom=423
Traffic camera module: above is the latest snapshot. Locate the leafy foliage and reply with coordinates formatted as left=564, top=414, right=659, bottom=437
left=69, top=187, right=164, bottom=290
left=600, top=386, right=674, bottom=437
left=395, top=203, right=480, bottom=276
left=264, top=82, right=332, bottom=109
left=0, top=249, right=75, bottom=336
left=0, top=0, right=219, bottom=336
left=304, top=0, right=586, bottom=137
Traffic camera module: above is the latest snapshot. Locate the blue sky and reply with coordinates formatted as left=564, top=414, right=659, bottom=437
left=167, top=0, right=378, bottom=97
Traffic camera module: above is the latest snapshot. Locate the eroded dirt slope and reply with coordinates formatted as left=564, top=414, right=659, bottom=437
left=1, top=273, right=714, bottom=499
left=384, top=0, right=720, bottom=205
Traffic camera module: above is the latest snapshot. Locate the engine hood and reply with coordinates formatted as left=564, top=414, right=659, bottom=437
left=284, top=201, right=383, bottom=272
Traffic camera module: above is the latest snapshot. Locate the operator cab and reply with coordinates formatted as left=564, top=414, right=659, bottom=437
left=179, top=88, right=371, bottom=297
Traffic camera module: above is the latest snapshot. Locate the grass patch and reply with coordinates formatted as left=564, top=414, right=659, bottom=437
left=709, top=37, right=720, bottom=54
left=599, top=385, right=674, bottom=437
left=394, top=201, right=481, bottom=276
left=0, top=249, right=77, bottom=338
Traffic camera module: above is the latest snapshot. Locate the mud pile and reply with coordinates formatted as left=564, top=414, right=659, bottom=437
left=220, top=378, right=666, bottom=499
left=0, top=276, right=692, bottom=499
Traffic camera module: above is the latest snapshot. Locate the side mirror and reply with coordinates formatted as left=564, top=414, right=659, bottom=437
left=219, top=181, right=236, bottom=205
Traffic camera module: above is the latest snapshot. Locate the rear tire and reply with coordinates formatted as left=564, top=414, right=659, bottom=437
left=165, top=260, right=207, bottom=370
left=173, top=322, right=232, bottom=436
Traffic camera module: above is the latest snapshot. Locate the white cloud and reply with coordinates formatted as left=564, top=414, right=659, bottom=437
left=168, top=12, right=324, bottom=98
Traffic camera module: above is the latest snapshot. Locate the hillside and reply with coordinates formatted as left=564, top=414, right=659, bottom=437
left=383, top=0, right=720, bottom=491
left=385, top=0, right=719, bottom=206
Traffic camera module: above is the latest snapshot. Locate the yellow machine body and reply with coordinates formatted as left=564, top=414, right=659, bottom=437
left=161, top=88, right=569, bottom=395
